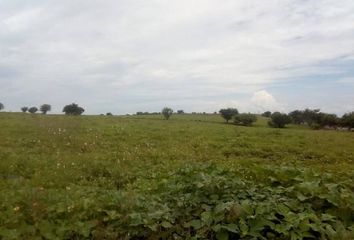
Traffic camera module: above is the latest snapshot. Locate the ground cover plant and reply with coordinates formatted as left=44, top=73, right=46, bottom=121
left=0, top=113, right=353, bottom=239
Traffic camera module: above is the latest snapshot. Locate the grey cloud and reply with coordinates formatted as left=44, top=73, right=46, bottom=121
left=1, top=0, right=354, bottom=114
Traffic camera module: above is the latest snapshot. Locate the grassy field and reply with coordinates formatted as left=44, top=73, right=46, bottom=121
left=0, top=113, right=353, bottom=239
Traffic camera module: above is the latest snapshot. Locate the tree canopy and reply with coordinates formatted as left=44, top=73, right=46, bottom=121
left=219, top=108, right=238, bottom=123
left=40, top=104, right=51, bottom=114
left=63, top=103, right=85, bottom=115
left=162, top=107, right=173, bottom=120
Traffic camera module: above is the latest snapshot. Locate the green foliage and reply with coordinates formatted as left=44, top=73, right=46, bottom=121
left=234, top=113, right=257, bottom=126
left=21, top=107, right=28, bottom=113
left=219, top=108, right=238, bottom=123
left=162, top=107, right=173, bottom=120
left=261, top=111, right=272, bottom=118
left=106, top=112, right=113, bottom=116
left=341, top=112, right=354, bottom=128
left=177, top=110, right=184, bottom=114
left=0, top=102, right=4, bottom=111
left=269, top=112, right=292, bottom=128
left=0, top=113, right=353, bottom=239
left=40, top=104, right=51, bottom=114
left=28, top=107, right=38, bottom=114
left=63, top=103, right=85, bottom=115
left=289, top=109, right=338, bottom=129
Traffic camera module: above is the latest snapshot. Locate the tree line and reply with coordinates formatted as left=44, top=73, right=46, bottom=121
left=219, top=107, right=354, bottom=130
left=0, top=103, right=85, bottom=115
left=1, top=101, right=353, bottom=129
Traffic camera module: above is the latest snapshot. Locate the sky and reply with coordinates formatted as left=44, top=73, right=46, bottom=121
left=1, top=0, right=354, bottom=115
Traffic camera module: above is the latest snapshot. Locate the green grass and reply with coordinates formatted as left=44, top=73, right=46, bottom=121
left=0, top=113, right=353, bottom=239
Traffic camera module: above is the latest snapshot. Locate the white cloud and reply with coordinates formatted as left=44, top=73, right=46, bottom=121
left=250, top=90, right=283, bottom=113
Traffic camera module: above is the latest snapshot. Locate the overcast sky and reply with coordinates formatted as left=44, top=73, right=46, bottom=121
left=1, top=0, right=354, bottom=115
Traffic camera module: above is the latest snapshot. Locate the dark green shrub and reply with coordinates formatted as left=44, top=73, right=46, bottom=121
left=28, top=107, right=38, bottom=114
left=234, top=113, right=257, bottom=126
left=341, top=112, right=354, bottom=128
left=261, top=111, right=271, bottom=118
left=268, top=112, right=291, bottom=128
left=162, top=107, right=173, bottom=120
left=63, top=103, right=85, bottom=115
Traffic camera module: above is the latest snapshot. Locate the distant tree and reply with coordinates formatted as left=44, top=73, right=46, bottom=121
left=261, top=111, right=272, bottom=118
left=21, top=107, right=28, bottom=113
left=28, top=107, right=38, bottom=114
left=63, top=103, right=84, bottom=115
left=289, top=110, right=305, bottom=124
left=234, top=113, right=257, bottom=126
left=106, top=112, right=113, bottom=116
left=268, top=112, right=292, bottom=128
left=40, top=104, right=51, bottom=114
left=0, top=103, right=4, bottom=111
left=162, top=107, right=173, bottom=120
left=341, top=112, right=354, bottom=129
left=177, top=110, right=184, bottom=114
left=219, top=108, right=238, bottom=123
left=317, top=113, right=338, bottom=128
left=303, top=109, right=321, bottom=127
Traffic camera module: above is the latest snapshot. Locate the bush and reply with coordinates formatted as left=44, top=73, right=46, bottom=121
left=219, top=108, right=238, bottom=123
left=28, top=107, right=38, bottom=114
left=234, top=113, right=257, bottom=126
left=268, top=112, right=291, bottom=128
left=162, top=107, right=173, bottom=120
left=63, top=103, right=85, bottom=115
left=0, top=103, right=4, bottom=111
left=106, top=112, right=113, bottom=116
left=177, top=110, right=184, bottom=114
left=21, top=107, right=28, bottom=113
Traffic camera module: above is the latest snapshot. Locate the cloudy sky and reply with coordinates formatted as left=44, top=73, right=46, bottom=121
left=1, top=0, right=354, bottom=115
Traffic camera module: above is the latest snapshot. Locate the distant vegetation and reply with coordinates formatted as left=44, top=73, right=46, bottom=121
left=63, top=103, right=85, bottom=115
left=219, top=108, right=239, bottom=123
left=162, top=107, right=173, bottom=120
left=234, top=113, right=257, bottom=126
left=40, top=104, right=51, bottom=114
left=21, top=106, right=28, bottom=113
left=0, top=100, right=353, bottom=131
left=268, top=112, right=292, bottom=128
left=28, top=107, right=38, bottom=114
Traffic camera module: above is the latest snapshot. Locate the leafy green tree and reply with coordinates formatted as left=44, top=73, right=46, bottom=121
left=162, top=107, right=173, bottom=120
left=317, top=113, right=338, bottom=128
left=261, top=111, right=272, bottom=118
left=28, top=107, right=38, bottom=114
left=63, top=103, right=85, bottom=115
left=219, top=108, right=238, bottom=123
left=177, top=110, right=184, bottom=114
left=234, top=113, right=257, bottom=126
left=341, top=112, right=354, bottom=128
left=40, top=104, right=51, bottom=114
left=21, top=107, right=28, bottom=113
left=289, top=110, right=305, bottom=124
left=268, top=112, right=292, bottom=128
left=106, top=112, right=113, bottom=116
left=0, top=103, right=4, bottom=111
left=289, top=109, right=338, bottom=129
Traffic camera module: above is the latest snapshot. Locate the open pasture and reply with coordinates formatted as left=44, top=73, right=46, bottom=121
left=0, top=113, right=353, bottom=239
